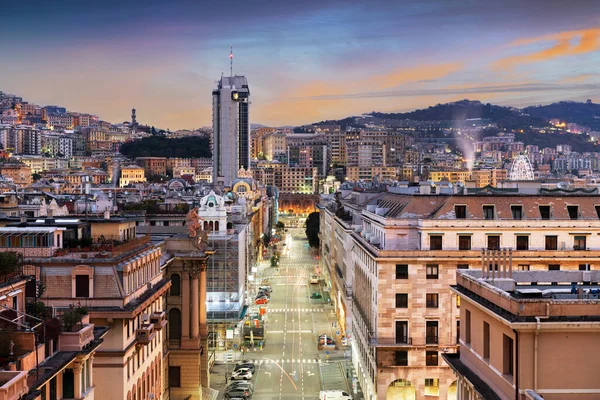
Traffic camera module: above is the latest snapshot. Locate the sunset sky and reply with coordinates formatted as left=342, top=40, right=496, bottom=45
left=1, top=0, right=600, bottom=129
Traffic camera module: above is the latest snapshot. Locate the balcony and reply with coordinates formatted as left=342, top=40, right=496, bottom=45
left=426, top=336, right=439, bottom=345
left=59, top=324, right=95, bottom=351
left=149, top=311, right=167, bottom=331
left=0, top=371, right=28, bottom=400
left=369, top=337, right=412, bottom=347
left=136, top=323, right=156, bottom=344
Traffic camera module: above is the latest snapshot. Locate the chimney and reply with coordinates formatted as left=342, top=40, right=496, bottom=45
left=104, top=208, right=111, bottom=220
left=20, top=214, right=27, bottom=224
left=47, top=208, right=53, bottom=218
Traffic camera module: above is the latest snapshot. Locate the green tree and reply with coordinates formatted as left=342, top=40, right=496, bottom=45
left=276, top=221, right=285, bottom=230
left=305, top=212, right=320, bottom=248
left=32, top=173, right=42, bottom=181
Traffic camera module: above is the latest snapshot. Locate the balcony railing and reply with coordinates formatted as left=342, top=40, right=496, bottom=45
left=426, top=336, right=439, bottom=345
left=149, top=311, right=167, bottom=331
left=0, top=371, right=28, bottom=400
left=136, top=323, right=156, bottom=344
left=59, top=324, right=95, bottom=351
left=369, top=337, right=412, bottom=347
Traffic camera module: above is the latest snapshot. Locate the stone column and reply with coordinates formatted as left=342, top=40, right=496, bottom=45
left=73, top=362, right=83, bottom=399
left=199, top=260, right=208, bottom=337
left=190, top=269, right=200, bottom=339
left=182, top=270, right=190, bottom=338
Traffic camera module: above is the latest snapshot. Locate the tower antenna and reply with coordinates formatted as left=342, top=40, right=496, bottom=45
left=230, top=45, right=233, bottom=77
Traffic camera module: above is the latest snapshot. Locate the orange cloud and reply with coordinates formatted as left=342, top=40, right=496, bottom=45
left=559, top=73, right=600, bottom=84
left=368, top=62, right=463, bottom=89
left=495, top=27, right=600, bottom=69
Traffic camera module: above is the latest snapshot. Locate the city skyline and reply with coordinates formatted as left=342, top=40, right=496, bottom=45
left=1, top=0, right=600, bottom=129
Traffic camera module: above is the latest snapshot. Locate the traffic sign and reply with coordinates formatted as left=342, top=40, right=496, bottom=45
left=325, top=351, right=330, bottom=355
left=233, top=344, right=238, bottom=349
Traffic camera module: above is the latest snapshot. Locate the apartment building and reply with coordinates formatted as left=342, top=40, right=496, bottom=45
left=41, top=134, right=73, bottom=158
left=262, top=131, right=287, bottom=161
left=321, top=189, right=600, bottom=400
left=281, top=167, right=317, bottom=194
left=444, top=267, right=600, bottom=400
left=120, top=165, right=146, bottom=187
left=0, top=163, right=32, bottom=186
left=0, top=220, right=171, bottom=400
left=136, top=157, right=167, bottom=176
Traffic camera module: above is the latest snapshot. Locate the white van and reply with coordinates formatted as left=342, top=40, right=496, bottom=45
left=319, top=390, right=352, bottom=400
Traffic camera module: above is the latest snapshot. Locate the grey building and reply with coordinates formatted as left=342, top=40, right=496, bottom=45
left=212, top=75, right=250, bottom=186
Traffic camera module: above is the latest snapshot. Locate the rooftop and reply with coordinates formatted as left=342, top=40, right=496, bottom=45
left=454, top=268, right=600, bottom=323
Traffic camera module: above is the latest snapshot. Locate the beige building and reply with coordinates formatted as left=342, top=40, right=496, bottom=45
left=281, top=166, right=317, bottom=194
left=262, top=131, right=287, bottom=161
left=0, top=163, right=32, bottom=187
left=120, top=164, right=146, bottom=187
left=2, top=221, right=170, bottom=400
left=320, top=189, right=600, bottom=400
left=173, top=166, right=196, bottom=179
left=346, top=166, right=398, bottom=182
left=136, top=157, right=167, bottom=176
left=445, top=265, right=600, bottom=400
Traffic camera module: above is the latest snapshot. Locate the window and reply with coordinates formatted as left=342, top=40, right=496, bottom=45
left=567, top=205, right=579, bottom=220
left=455, top=205, right=466, bottom=219
left=579, top=264, right=590, bottom=271
left=483, top=322, right=490, bottom=359
left=426, top=321, right=438, bottom=344
left=169, top=274, right=181, bottom=296
left=396, top=264, right=408, bottom=279
left=483, top=205, right=495, bottom=220
left=426, top=264, right=439, bottom=279
left=487, top=235, right=500, bottom=250
left=574, top=236, right=586, bottom=250
left=511, top=205, right=523, bottom=220
left=395, top=321, right=409, bottom=344
left=548, top=264, right=560, bottom=271
left=426, top=293, right=439, bottom=308
left=168, top=366, right=181, bottom=387
left=396, top=294, right=408, bottom=308
left=75, top=275, right=89, bottom=298
left=596, top=205, right=600, bottom=219
left=457, top=264, right=469, bottom=270
left=516, top=236, right=529, bottom=250
left=503, top=335, right=514, bottom=377
left=456, top=321, right=460, bottom=345
left=465, top=310, right=471, bottom=345
left=518, top=264, right=530, bottom=271
left=539, top=205, right=551, bottom=220
left=545, top=235, right=557, bottom=250
left=429, top=235, right=442, bottom=250
left=425, top=351, right=438, bottom=366
left=456, top=295, right=460, bottom=308
left=424, top=378, right=439, bottom=396
left=458, top=235, right=471, bottom=251
left=395, top=351, right=408, bottom=366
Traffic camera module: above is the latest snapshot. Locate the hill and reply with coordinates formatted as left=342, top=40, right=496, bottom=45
left=524, top=101, right=600, bottom=131
left=120, top=136, right=211, bottom=159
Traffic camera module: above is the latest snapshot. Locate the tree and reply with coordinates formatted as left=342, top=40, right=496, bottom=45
left=275, top=221, right=285, bottom=230
left=305, top=212, right=320, bottom=248
left=32, top=173, right=42, bottom=181
left=262, top=233, right=272, bottom=247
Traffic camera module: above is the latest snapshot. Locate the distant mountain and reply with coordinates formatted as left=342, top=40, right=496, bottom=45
left=368, top=100, right=548, bottom=130
left=524, top=101, right=600, bottom=131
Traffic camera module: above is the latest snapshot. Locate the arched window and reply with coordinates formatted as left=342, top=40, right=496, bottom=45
left=208, top=221, right=214, bottom=231
left=203, top=221, right=208, bottom=231
left=214, top=221, right=219, bottom=231
left=169, top=274, right=180, bottom=296
left=168, top=308, right=182, bottom=340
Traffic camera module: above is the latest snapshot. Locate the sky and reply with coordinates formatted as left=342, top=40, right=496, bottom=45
left=1, top=0, right=600, bottom=129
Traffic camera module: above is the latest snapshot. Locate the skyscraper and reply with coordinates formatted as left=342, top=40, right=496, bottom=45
left=212, top=75, right=250, bottom=185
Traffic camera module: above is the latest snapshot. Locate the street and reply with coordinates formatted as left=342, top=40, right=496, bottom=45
left=211, top=228, right=352, bottom=399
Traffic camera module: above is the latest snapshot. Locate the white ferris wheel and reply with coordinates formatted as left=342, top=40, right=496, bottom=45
left=509, top=155, right=535, bottom=181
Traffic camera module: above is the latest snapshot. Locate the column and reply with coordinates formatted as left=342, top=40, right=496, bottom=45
left=73, top=362, right=83, bottom=399
left=199, top=260, right=208, bottom=337
left=190, top=270, right=199, bottom=339
left=182, top=272, right=190, bottom=338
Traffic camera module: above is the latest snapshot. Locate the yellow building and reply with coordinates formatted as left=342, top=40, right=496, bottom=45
left=120, top=164, right=146, bottom=187
left=429, top=170, right=472, bottom=184
left=0, top=163, right=32, bottom=187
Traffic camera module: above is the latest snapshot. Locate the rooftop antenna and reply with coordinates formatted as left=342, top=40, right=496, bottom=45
left=230, top=45, right=233, bottom=77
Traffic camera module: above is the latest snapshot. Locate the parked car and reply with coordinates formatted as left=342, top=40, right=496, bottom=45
left=310, top=292, right=322, bottom=299
left=227, top=381, right=254, bottom=393
left=231, top=368, right=253, bottom=380
left=319, top=389, right=352, bottom=399
left=234, top=362, right=256, bottom=373
left=258, top=285, right=271, bottom=292
left=310, top=274, right=319, bottom=284
left=224, top=388, right=250, bottom=399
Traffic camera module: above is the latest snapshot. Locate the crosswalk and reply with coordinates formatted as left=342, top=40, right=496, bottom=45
left=240, top=358, right=329, bottom=365
left=270, top=275, right=308, bottom=279
left=267, top=308, right=326, bottom=313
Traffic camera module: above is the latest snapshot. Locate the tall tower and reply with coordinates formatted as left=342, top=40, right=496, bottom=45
left=212, top=63, right=250, bottom=186
left=131, top=107, right=137, bottom=127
